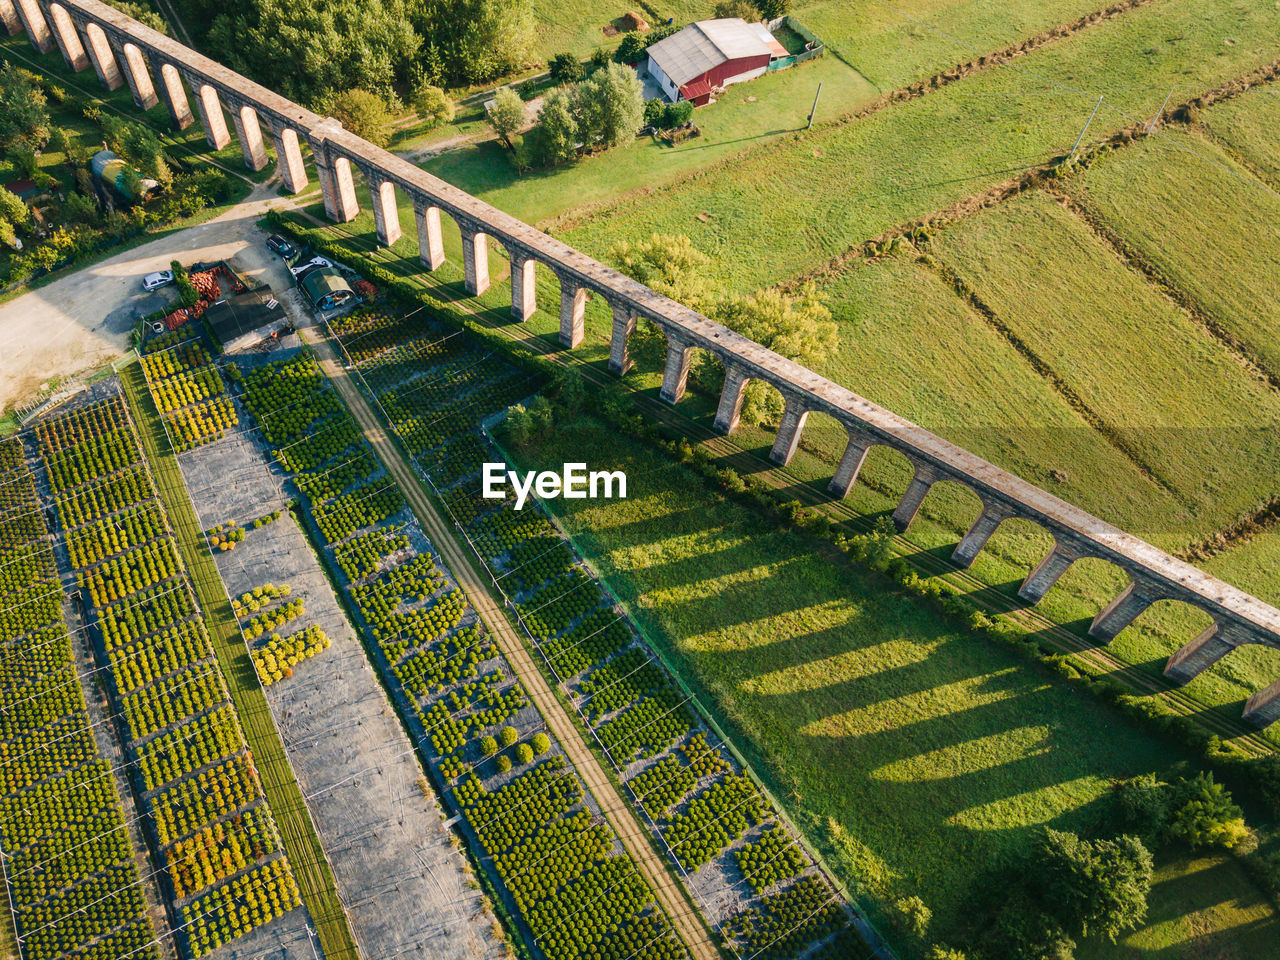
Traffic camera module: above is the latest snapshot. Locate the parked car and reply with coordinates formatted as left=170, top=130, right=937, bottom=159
left=290, top=256, right=334, bottom=278
left=141, top=270, right=174, bottom=292
left=266, top=234, right=298, bottom=260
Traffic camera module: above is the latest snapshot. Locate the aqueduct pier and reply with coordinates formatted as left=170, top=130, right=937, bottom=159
left=8, top=0, right=1280, bottom=725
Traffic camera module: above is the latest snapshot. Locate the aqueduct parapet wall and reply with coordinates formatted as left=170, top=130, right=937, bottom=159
left=14, top=0, right=1280, bottom=725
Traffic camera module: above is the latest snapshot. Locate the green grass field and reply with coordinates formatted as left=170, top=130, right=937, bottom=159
left=932, top=190, right=1280, bottom=542
left=559, top=0, right=1280, bottom=288
left=1063, top=127, right=1280, bottom=382
left=1201, top=85, right=1280, bottom=187
left=509, top=414, right=1280, bottom=955
left=529, top=0, right=712, bottom=59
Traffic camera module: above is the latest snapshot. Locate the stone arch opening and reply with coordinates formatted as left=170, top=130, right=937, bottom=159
left=194, top=83, right=230, bottom=149
left=972, top=515, right=1056, bottom=583
left=83, top=21, right=121, bottom=89
left=47, top=3, right=87, bottom=70
left=118, top=41, right=157, bottom=109
left=411, top=197, right=446, bottom=270
left=13, top=0, right=52, bottom=53
left=367, top=176, right=403, bottom=247
left=156, top=62, right=192, bottom=129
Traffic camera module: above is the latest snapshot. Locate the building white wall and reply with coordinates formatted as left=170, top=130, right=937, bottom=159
left=646, top=55, right=681, bottom=102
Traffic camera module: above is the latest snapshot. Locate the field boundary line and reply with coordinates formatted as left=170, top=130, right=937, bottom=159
left=925, top=257, right=1193, bottom=508
left=1047, top=185, right=1280, bottom=394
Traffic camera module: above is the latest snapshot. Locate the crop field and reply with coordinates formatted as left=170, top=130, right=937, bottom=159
left=0, top=432, right=160, bottom=960
left=560, top=0, right=1280, bottom=287
left=503, top=413, right=1280, bottom=953
left=323, top=305, right=868, bottom=957
left=1063, top=127, right=1280, bottom=382
left=219, top=339, right=711, bottom=960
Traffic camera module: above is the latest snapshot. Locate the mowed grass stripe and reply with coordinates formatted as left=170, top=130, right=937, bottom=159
left=1201, top=83, right=1280, bottom=187
left=119, top=367, right=360, bottom=960
left=932, top=190, right=1280, bottom=537
left=562, top=0, right=1280, bottom=289
left=1064, top=126, right=1280, bottom=382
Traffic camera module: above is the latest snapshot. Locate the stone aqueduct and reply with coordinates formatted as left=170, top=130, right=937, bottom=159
left=8, top=0, right=1280, bottom=724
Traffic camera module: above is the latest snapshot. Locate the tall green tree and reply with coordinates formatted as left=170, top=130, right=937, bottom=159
left=0, top=64, right=51, bottom=152
left=413, top=84, right=455, bottom=128
left=412, top=0, right=533, bottom=85
left=574, top=61, right=644, bottom=147
left=487, top=87, right=525, bottom=152
left=1036, top=828, right=1153, bottom=942
left=322, top=88, right=395, bottom=146
left=208, top=0, right=419, bottom=104
left=532, top=87, right=578, bottom=165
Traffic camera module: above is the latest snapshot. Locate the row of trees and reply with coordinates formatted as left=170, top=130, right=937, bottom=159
left=182, top=0, right=535, bottom=106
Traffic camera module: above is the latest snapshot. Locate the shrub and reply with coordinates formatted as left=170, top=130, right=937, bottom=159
left=515, top=742, right=534, bottom=765
left=1167, top=772, right=1251, bottom=850
left=479, top=735, right=498, bottom=756
left=414, top=84, right=455, bottom=128
left=531, top=732, right=551, bottom=755
left=548, top=52, right=584, bottom=85
left=495, top=755, right=512, bottom=773
left=498, top=725, right=518, bottom=748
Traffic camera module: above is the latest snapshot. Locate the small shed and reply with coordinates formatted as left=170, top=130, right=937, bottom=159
left=300, top=268, right=354, bottom=311
left=645, top=18, right=788, bottom=105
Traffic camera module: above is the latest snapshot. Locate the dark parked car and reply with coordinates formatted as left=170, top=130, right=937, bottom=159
left=266, top=234, right=298, bottom=261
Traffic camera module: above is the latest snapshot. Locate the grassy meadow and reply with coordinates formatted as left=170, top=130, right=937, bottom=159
left=1201, top=84, right=1280, bottom=185
left=932, top=190, right=1280, bottom=540
left=509, top=415, right=1280, bottom=956
left=559, top=0, right=1280, bottom=287
left=1064, top=127, right=1280, bottom=381
left=417, top=0, right=1126, bottom=229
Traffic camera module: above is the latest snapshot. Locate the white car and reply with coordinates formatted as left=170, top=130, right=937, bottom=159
left=290, top=256, right=335, bottom=277
left=141, top=270, right=174, bottom=292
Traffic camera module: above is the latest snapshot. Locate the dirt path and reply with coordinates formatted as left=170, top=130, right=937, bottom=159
left=304, top=329, right=722, bottom=960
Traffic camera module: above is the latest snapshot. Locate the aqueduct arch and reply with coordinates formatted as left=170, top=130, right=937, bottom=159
left=15, top=0, right=1280, bottom=725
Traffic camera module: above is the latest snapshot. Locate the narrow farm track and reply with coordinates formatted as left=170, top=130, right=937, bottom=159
left=304, top=215, right=1280, bottom=760
left=303, top=331, right=723, bottom=960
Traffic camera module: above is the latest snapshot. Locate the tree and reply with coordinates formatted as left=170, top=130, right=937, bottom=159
left=103, top=0, right=169, bottom=33
left=890, top=896, right=931, bottom=943
left=498, top=725, right=519, bottom=747
left=714, top=0, right=759, bottom=18
left=0, top=64, right=51, bottom=152
left=506, top=404, right=535, bottom=446
left=515, top=742, right=534, bottom=765
left=322, top=89, right=394, bottom=146
left=0, top=189, right=31, bottom=234
left=1113, top=773, right=1171, bottom=840
left=1037, top=828, right=1153, bottom=942
left=50, top=127, right=73, bottom=165
left=1167, top=772, right=1251, bottom=850
left=208, top=0, right=419, bottom=104
left=609, top=233, right=718, bottom=310
left=532, top=87, right=578, bottom=165
left=413, top=84, right=455, bottom=128
left=531, top=732, right=551, bottom=755
left=548, top=52, right=584, bottom=85
left=413, top=0, right=534, bottom=85
left=487, top=87, right=526, bottom=152
left=495, top=755, right=512, bottom=773
left=709, top=285, right=837, bottom=424
left=479, top=735, right=498, bottom=756
left=574, top=62, right=644, bottom=147
left=754, top=0, right=789, bottom=18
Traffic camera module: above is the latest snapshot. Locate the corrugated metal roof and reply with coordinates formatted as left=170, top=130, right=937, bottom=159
left=647, top=19, right=772, bottom=87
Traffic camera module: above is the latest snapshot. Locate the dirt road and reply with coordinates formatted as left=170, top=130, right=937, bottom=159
left=305, top=330, right=722, bottom=960
left=0, top=182, right=294, bottom=413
